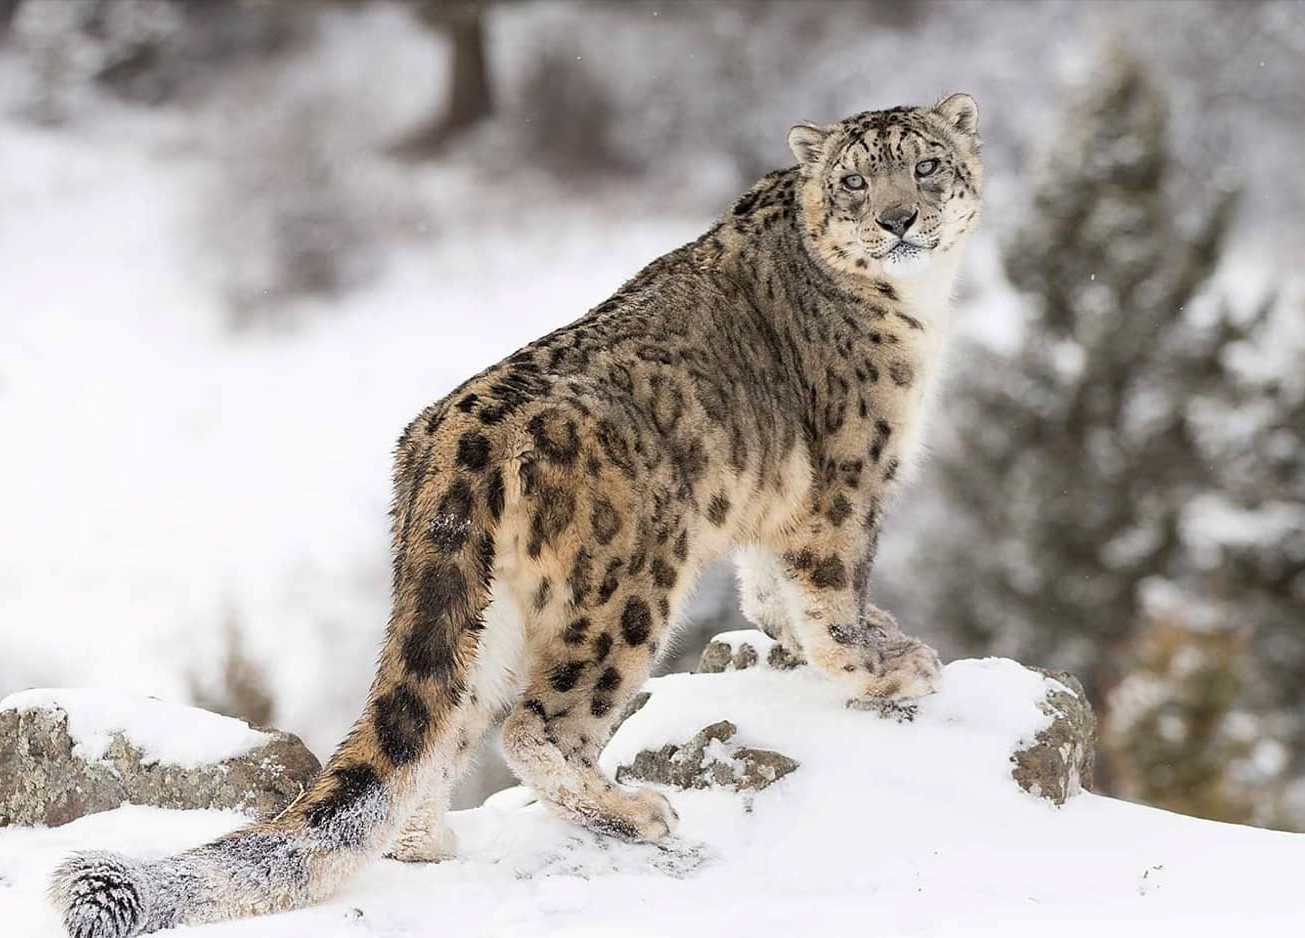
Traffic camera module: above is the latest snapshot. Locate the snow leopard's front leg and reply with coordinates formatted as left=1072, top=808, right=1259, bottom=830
left=736, top=544, right=803, bottom=652
left=770, top=470, right=940, bottom=702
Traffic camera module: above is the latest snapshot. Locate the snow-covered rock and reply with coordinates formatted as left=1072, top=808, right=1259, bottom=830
left=616, top=719, right=800, bottom=792
left=0, top=689, right=320, bottom=827
left=695, top=630, right=1096, bottom=805
left=1010, top=668, right=1097, bottom=805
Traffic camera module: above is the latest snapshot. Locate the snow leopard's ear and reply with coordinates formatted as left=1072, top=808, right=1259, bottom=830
left=787, top=122, right=833, bottom=166
left=934, top=93, right=979, bottom=138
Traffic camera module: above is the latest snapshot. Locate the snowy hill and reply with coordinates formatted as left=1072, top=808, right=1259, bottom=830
left=2, top=651, right=1302, bottom=937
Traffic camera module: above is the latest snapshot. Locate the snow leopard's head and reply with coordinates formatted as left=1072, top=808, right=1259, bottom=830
left=789, top=94, right=983, bottom=280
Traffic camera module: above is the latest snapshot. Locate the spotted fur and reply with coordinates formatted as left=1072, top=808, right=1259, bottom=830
left=50, top=93, right=982, bottom=937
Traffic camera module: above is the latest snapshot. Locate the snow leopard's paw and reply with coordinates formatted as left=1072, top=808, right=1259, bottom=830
left=856, top=634, right=941, bottom=701
left=385, top=819, right=459, bottom=863
left=571, top=785, right=679, bottom=843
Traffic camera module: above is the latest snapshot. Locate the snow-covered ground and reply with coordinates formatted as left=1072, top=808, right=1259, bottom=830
left=2, top=652, right=1302, bottom=937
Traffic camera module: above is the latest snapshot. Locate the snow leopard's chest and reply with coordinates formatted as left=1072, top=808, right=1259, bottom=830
left=856, top=310, right=950, bottom=487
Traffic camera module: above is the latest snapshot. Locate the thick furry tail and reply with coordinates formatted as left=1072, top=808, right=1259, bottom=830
left=49, top=453, right=501, bottom=937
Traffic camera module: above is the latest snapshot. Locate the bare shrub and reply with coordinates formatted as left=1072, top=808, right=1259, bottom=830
left=8, top=0, right=298, bottom=123
left=1104, top=599, right=1294, bottom=830
left=188, top=619, right=276, bottom=729
left=201, top=65, right=425, bottom=329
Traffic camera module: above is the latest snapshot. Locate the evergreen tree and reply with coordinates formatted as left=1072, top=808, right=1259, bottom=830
left=931, top=47, right=1234, bottom=696
left=927, top=46, right=1305, bottom=822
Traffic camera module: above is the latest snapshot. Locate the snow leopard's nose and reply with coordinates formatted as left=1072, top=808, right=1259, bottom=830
left=876, top=205, right=919, bottom=239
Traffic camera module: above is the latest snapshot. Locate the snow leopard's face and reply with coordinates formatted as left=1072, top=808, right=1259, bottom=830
left=789, top=94, right=983, bottom=279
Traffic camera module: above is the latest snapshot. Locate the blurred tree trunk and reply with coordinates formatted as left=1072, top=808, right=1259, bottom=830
left=392, top=0, right=494, bottom=160
left=0, top=0, right=22, bottom=43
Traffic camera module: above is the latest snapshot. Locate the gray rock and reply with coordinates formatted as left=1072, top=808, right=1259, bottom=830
left=1010, top=669, right=1097, bottom=805
left=616, top=720, right=799, bottom=792
left=0, top=701, right=320, bottom=827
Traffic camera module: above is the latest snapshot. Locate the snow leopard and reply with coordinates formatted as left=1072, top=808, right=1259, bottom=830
left=50, top=93, right=983, bottom=937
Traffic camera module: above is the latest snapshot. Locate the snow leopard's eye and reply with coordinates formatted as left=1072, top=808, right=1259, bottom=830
left=841, top=173, right=867, bottom=191
left=914, top=159, right=940, bottom=178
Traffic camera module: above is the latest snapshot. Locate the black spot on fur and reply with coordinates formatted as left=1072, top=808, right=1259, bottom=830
left=590, top=696, right=613, bottom=718
left=811, top=555, right=848, bottom=590
left=456, top=431, right=492, bottom=470
left=621, top=597, right=652, bottom=645
left=485, top=468, right=505, bottom=521
left=518, top=460, right=539, bottom=498
left=568, top=549, right=594, bottom=605
left=373, top=683, right=430, bottom=766
left=304, top=762, right=382, bottom=842
left=403, top=563, right=468, bottom=681
left=673, top=529, right=689, bottom=561
left=431, top=479, right=476, bottom=551
left=651, top=557, right=678, bottom=589
left=528, top=410, right=582, bottom=466
left=591, top=498, right=622, bottom=545
left=593, top=631, right=614, bottom=662
left=533, top=578, right=552, bottom=611
left=528, top=484, right=575, bottom=558
left=672, top=437, right=708, bottom=487
left=785, top=549, right=814, bottom=571
left=474, top=535, right=495, bottom=591
left=564, top=617, right=591, bottom=644
left=596, top=666, right=622, bottom=692
left=888, top=360, right=914, bottom=387
left=706, top=492, right=730, bottom=526
left=595, top=420, right=636, bottom=478
left=549, top=661, right=586, bottom=693
left=596, top=558, right=622, bottom=606
left=826, top=494, right=853, bottom=526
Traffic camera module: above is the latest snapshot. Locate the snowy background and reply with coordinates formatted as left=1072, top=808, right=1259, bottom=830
left=1, top=0, right=1302, bottom=821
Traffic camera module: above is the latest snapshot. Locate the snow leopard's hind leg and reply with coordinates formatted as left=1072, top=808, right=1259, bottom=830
left=499, top=569, right=679, bottom=842
left=385, top=708, right=489, bottom=862
left=388, top=587, right=529, bottom=862
left=501, top=654, right=676, bottom=841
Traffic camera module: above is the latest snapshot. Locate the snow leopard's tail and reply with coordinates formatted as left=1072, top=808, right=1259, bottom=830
left=49, top=450, right=502, bottom=937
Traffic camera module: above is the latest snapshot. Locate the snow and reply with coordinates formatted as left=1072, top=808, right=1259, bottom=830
left=2, top=647, right=1302, bottom=937
left=1180, top=494, right=1305, bottom=557
left=0, top=688, right=270, bottom=769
